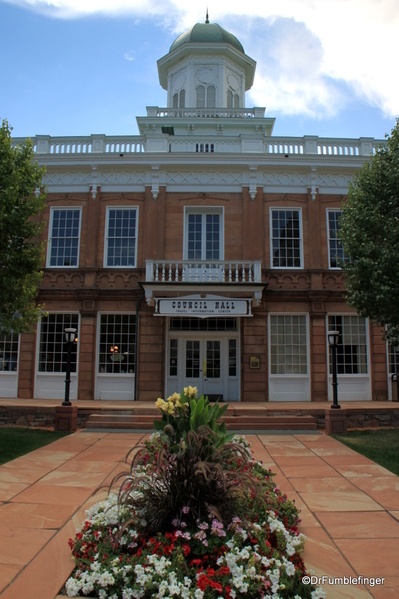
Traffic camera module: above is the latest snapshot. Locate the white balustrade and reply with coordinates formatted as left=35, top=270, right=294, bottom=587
left=145, top=260, right=262, bottom=283
left=12, top=132, right=384, bottom=157
left=153, top=107, right=259, bottom=118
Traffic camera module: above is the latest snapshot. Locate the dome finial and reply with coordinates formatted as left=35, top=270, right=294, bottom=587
left=205, top=8, right=209, bottom=23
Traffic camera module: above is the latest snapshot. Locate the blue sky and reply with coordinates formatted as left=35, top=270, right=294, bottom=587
left=1, top=0, right=397, bottom=140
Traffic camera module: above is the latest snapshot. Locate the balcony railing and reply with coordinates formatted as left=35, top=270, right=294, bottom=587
left=146, top=260, right=262, bottom=283
left=147, top=107, right=265, bottom=119
left=12, top=134, right=384, bottom=157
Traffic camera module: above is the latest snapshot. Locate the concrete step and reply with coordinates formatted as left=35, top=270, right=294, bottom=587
left=85, top=413, right=317, bottom=431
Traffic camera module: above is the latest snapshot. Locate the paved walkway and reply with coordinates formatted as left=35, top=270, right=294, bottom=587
left=0, top=431, right=398, bottom=599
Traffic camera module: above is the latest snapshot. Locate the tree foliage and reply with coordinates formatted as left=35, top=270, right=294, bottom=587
left=0, top=120, right=46, bottom=334
left=340, top=120, right=399, bottom=347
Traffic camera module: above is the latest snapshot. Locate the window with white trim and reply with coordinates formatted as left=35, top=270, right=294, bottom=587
left=173, top=90, right=185, bottom=108
left=196, top=85, right=216, bottom=108
left=48, top=208, right=81, bottom=267
left=270, top=209, right=302, bottom=268
left=327, top=209, right=349, bottom=268
left=105, top=208, right=138, bottom=268
left=0, top=333, right=19, bottom=372
left=227, top=90, right=239, bottom=108
left=328, top=315, right=367, bottom=374
left=98, top=314, right=136, bottom=374
left=388, top=344, right=399, bottom=374
left=38, top=313, right=78, bottom=373
left=270, top=315, right=308, bottom=375
left=184, top=208, right=223, bottom=261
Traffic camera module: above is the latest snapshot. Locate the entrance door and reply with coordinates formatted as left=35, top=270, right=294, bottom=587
left=166, top=334, right=239, bottom=401
left=184, top=339, right=223, bottom=400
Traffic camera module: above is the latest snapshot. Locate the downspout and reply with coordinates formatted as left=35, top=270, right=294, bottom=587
left=134, top=286, right=146, bottom=401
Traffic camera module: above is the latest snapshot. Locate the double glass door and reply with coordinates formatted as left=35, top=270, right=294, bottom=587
left=185, top=339, right=222, bottom=399
left=167, top=335, right=239, bottom=401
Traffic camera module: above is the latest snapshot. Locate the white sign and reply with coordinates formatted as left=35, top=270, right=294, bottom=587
left=155, top=295, right=251, bottom=318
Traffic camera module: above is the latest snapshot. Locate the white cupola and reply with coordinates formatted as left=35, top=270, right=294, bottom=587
left=157, top=15, right=256, bottom=109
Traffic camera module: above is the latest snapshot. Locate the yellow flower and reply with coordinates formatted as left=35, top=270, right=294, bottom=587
left=167, top=402, right=175, bottom=415
left=156, top=398, right=165, bottom=409
left=167, top=393, right=181, bottom=404
left=188, top=386, right=197, bottom=399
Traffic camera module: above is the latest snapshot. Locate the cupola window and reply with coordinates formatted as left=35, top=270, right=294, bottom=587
left=173, top=90, right=186, bottom=108
left=196, top=85, right=216, bottom=108
left=227, top=89, right=239, bottom=108
left=207, top=85, right=215, bottom=108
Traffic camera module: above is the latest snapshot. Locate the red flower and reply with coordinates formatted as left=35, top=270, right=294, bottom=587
left=163, top=543, right=174, bottom=556
left=182, top=544, right=191, bottom=557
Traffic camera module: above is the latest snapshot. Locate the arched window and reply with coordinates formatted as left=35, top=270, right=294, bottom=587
left=173, top=93, right=178, bottom=108
left=196, top=85, right=205, bottom=108
left=227, top=90, right=233, bottom=108
left=207, top=86, right=216, bottom=108
left=179, top=89, right=185, bottom=108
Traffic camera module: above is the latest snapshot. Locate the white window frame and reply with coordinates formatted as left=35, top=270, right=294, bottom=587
left=103, top=206, right=139, bottom=268
left=0, top=332, right=20, bottom=375
left=36, top=312, right=80, bottom=375
left=326, top=209, right=348, bottom=270
left=326, top=314, right=369, bottom=376
left=96, top=312, right=137, bottom=376
left=269, top=207, right=303, bottom=269
left=47, top=207, right=82, bottom=269
left=183, top=207, right=224, bottom=261
left=269, top=313, right=309, bottom=377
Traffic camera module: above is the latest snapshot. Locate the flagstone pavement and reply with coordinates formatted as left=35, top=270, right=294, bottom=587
left=0, top=430, right=398, bottom=599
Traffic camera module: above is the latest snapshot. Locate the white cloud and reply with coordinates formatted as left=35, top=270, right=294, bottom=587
left=123, top=51, right=135, bottom=61
left=4, top=0, right=399, bottom=118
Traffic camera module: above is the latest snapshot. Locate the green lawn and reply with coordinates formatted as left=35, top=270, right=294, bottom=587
left=0, top=427, right=70, bottom=466
left=333, top=428, right=399, bottom=476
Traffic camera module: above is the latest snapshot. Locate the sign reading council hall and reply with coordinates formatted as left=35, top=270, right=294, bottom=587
left=154, top=295, right=251, bottom=318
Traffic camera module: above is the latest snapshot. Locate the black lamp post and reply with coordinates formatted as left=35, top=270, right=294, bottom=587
left=63, top=327, right=77, bottom=407
left=328, top=330, right=340, bottom=409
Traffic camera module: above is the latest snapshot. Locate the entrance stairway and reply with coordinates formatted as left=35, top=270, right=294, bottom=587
left=85, top=405, right=318, bottom=432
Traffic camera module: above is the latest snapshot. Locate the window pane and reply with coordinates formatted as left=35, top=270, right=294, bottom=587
left=196, top=86, right=205, bottom=108
left=328, top=210, right=349, bottom=268
left=328, top=315, right=368, bottom=374
left=39, top=314, right=78, bottom=373
left=106, top=208, right=137, bottom=267
left=98, top=314, right=136, bottom=374
left=169, top=339, right=178, bottom=377
left=187, top=214, right=202, bottom=260
left=270, top=315, right=307, bottom=375
left=271, top=209, right=301, bottom=268
left=0, top=333, right=19, bottom=372
left=49, top=209, right=80, bottom=267
left=207, top=85, right=216, bottom=108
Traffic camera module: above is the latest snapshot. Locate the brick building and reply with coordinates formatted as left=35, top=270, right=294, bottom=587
left=2, top=18, right=398, bottom=402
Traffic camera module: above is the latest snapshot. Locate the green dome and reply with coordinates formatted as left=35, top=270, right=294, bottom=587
left=170, top=22, right=244, bottom=54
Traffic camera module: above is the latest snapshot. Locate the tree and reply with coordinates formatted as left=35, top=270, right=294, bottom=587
left=340, top=119, right=399, bottom=347
left=0, top=120, right=46, bottom=335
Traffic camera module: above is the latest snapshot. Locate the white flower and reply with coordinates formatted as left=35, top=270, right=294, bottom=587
left=312, top=588, right=327, bottom=599
left=285, top=562, right=295, bottom=577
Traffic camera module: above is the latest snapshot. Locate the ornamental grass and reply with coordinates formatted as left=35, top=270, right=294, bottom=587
left=66, top=389, right=324, bottom=599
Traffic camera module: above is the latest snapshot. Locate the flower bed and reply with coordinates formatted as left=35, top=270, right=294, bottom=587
left=66, top=389, right=325, bottom=599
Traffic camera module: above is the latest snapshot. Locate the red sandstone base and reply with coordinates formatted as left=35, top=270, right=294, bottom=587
left=55, top=405, right=78, bottom=432
left=325, top=408, right=347, bottom=434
